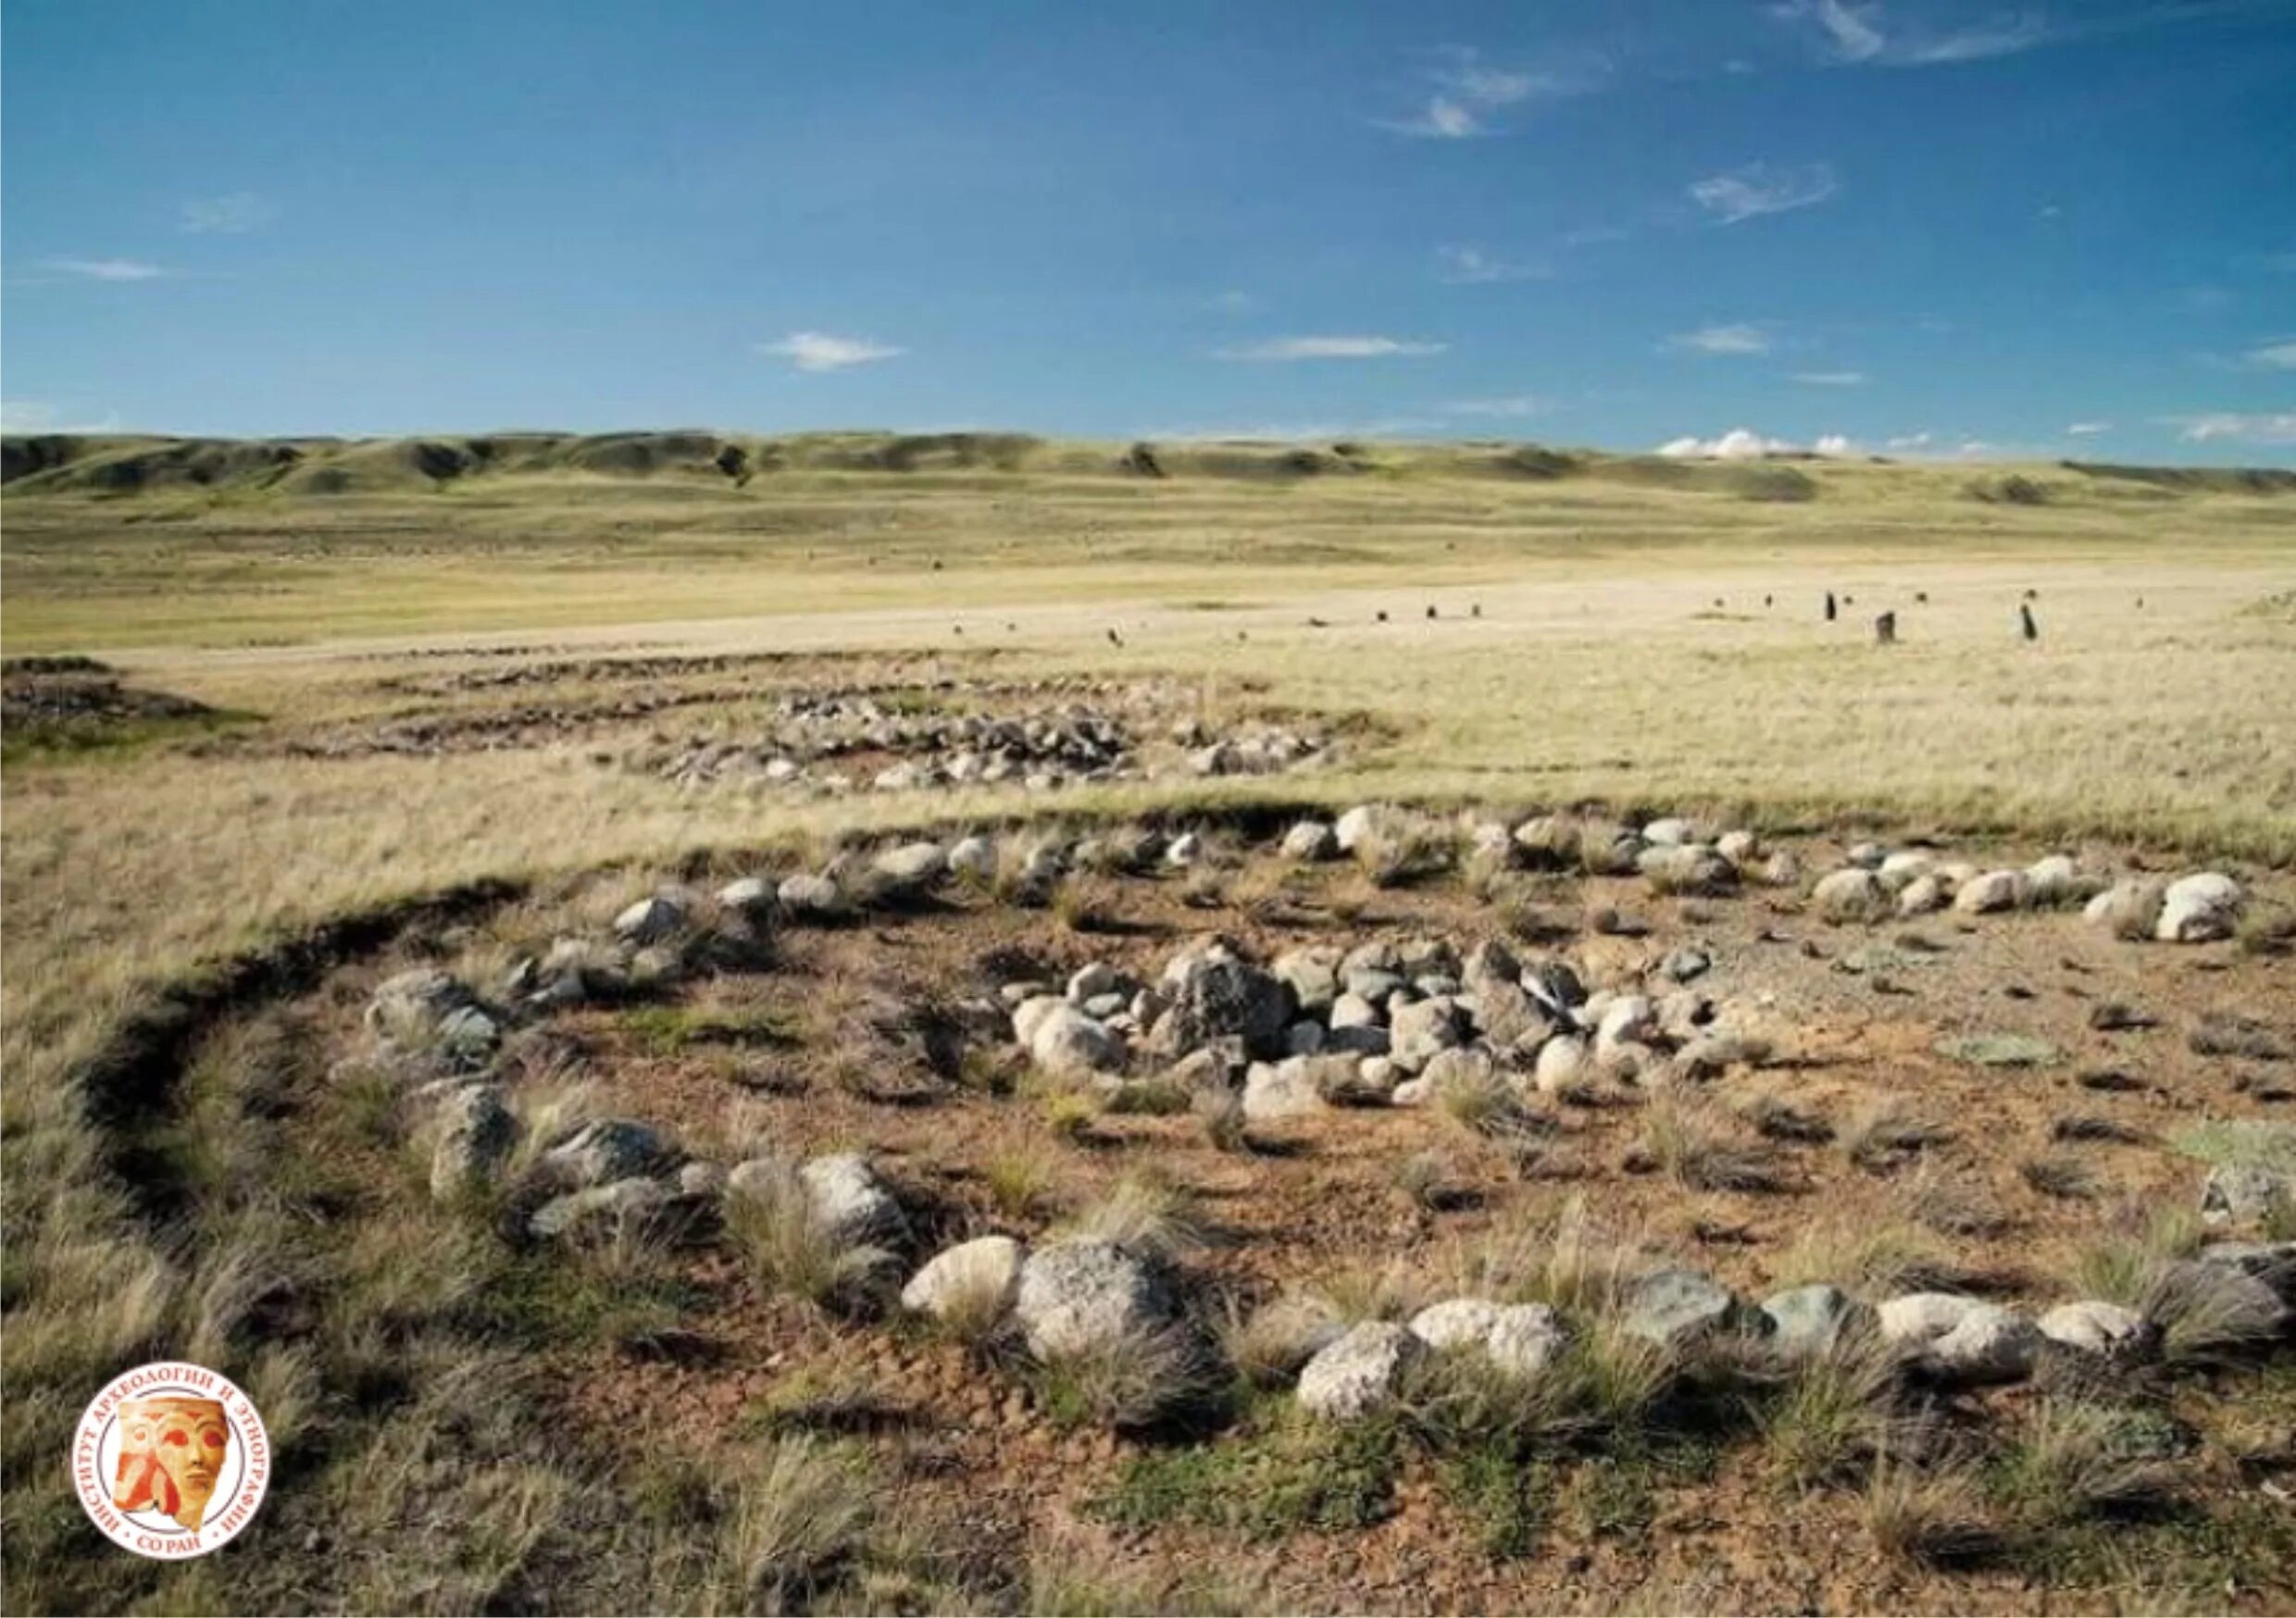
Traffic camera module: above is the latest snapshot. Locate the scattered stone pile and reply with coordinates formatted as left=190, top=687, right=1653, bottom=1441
left=354, top=803, right=2290, bottom=1459
left=989, top=921, right=1766, bottom=1122
left=632, top=682, right=1331, bottom=795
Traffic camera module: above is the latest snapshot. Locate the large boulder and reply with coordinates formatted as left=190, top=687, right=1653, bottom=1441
left=947, top=835, right=998, bottom=884
left=1812, top=869, right=1890, bottom=925
left=778, top=872, right=850, bottom=921
left=1623, top=1268, right=1766, bottom=1348
left=2156, top=873, right=2242, bottom=943
left=367, top=968, right=500, bottom=1064
left=613, top=890, right=689, bottom=944
left=2085, top=877, right=2167, bottom=940
left=1389, top=996, right=1467, bottom=1073
left=427, top=1082, right=518, bottom=1201
left=1408, top=1299, right=1569, bottom=1380
left=1953, top=869, right=2030, bottom=915
left=543, top=1117, right=672, bottom=1189
left=1152, top=946, right=1293, bottom=1058
left=870, top=840, right=949, bottom=898
left=798, top=1153, right=907, bottom=1248
left=1879, top=1293, right=2040, bottom=1385
left=1271, top=948, right=1341, bottom=1016
left=1761, top=1285, right=1875, bottom=1363
left=1638, top=843, right=1736, bottom=895
left=902, top=1235, right=1024, bottom=1324
left=1297, top=1321, right=1424, bottom=1422
left=528, top=1176, right=672, bottom=1242
left=1281, top=821, right=1340, bottom=862
left=1028, top=1002, right=1127, bottom=1078
left=1013, top=1238, right=1176, bottom=1359
left=1532, top=1035, right=1589, bottom=1096
left=2037, top=1301, right=2157, bottom=1360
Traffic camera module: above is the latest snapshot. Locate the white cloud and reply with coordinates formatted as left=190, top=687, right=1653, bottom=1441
left=2065, top=421, right=2112, bottom=437
left=2243, top=339, right=2296, bottom=370
left=1689, top=162, right=1839, bottom=225
left=1378, top=46, right=1604, bottom=138
left=1441, top=395, right=1546, bottom=417
left=1886, top=432, right=1933, bottom=450
left=44, top=257, right=167, bottom=281
left=2165, top=412, right=2296, bottom=445
left=1657, top=427, right=1858, bottom=459
left=180, top=191, right=275, bottom=233
left=1435, top=243, right=1546, bottom=284
left=1215, top=335, right=1447, bottom=361
left=1791, top=369, right=1866, bottom=385
left=1667, top=323, right=1772, bottom=356
left=1775, top=1, right=2047, bottom=67
left=757, top=331, right=905, bottom=372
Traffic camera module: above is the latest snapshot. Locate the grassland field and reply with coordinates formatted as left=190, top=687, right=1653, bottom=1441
left=3, top=430, right=2294, bottom=1613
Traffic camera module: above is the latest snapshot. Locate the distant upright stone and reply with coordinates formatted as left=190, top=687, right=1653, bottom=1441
left=1825, top=591, right=1838, bottom=621
left=2020, top=604, right=2039, bottom=641
left=1875, top=611, right=1897, bottom=645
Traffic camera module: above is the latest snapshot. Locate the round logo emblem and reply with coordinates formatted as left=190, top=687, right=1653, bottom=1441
left=72, top=1362, right=270, bottom=1558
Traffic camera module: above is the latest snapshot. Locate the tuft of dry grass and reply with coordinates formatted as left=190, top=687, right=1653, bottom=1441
left=1215, top=1289, right=1345, bottom=1388
left=1064, top=1172, right=1215, bottom=1262
left=1637, top=1095, right=1791, bottom=1193
left=1842, top=1097, right=1953, bottom=1174
left=1029, top=1322, right=1207, bottom=1431
left=1761, top=1337, right=1904, bottom=1490
left=2022, top=1152, right=2104, bottom=1201
left=1774, top=1215, right=1957, bottom=1295
left=1863, top=1455, right=2001, bottom=1566
left=1192, top=1082, right=1249, bottom=1152
left=723, top=1157, right=894, bottom=1313
left=983, top=1148, right=1059, bottom=1220
left=719, top=1438, right=879, bottom=1605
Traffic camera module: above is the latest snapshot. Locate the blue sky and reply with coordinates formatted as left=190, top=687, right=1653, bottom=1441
left=5, top=0, right=2293, bottom=464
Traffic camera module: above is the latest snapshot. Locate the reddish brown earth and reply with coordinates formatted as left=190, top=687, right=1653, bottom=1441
left=291, top=823, right=2296, bottom=1612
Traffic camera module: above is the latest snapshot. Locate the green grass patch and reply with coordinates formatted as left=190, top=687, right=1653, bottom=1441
left=621, top=1002, right=801, bottom=1058
left=1091, top=1415, right=1402, bottom=1539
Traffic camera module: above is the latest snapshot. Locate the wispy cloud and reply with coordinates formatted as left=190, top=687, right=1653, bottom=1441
left=1210, top=290, right=1257, bottom=314
left=2165, top=411, right=2296, bottom=445
left=1667, top=322, right=1772, bottom=356
left=2242, top=338, right=2296, bottom=370
left=1791, top=369, right=1866, bottom=385
left=1774, top=0, right=2048, bottom=67
left=1435, top=243, right=1547, bottom=284
left=180, top=191, right=276, bottom=233
left=1378, top=46, right=1605, bottom=138
left=1887, top=431, right=1934, bottom=451
left=1441, top=395, right=1547, bottom=417
left=2065, top=421, right=2113, bottom=436
left=43, top=257, right=168, bottom=281
left=757, top=331, right=905, bottom=372
left=1658, top=427, right=1857, bottom=458
left=1689, top=161, right=1839, bottom=225
left=1215, top=335, right=1447, bottom=361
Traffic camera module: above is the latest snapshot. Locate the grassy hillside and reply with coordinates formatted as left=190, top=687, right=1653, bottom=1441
left=7, top=427, right=2296, bottom=502
left=6, top=431, right=2293, bottom=653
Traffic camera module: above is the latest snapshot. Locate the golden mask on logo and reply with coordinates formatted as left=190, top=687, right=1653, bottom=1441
left=113, top=1397, right=231, bottom=1532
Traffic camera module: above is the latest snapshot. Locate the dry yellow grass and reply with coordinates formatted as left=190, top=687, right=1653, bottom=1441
left=1, top=440, right=2291, bottom=1609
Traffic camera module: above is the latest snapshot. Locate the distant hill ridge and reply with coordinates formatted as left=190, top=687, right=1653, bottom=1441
left=4, top=429, right=2291, bottom=501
